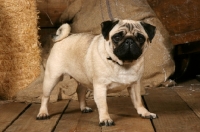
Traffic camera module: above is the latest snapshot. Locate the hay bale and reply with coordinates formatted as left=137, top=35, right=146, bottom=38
left=0, top=0, right=41, bottom=99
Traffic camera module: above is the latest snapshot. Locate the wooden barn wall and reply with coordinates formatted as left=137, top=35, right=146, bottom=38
left=147, top=0, right=200, bottom=45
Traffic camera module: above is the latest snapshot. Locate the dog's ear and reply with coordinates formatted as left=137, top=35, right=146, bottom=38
left=101, top=20, right=119, bottom=40
left=140, top=22, right=156, bottom=43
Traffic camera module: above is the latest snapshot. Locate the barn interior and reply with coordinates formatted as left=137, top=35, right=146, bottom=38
left=0, top=0, right=200, bottom=131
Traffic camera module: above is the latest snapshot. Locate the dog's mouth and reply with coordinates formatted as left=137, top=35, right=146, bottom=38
left=114, top=39, right=142, bottom=62
left=124, top=59, right=134, bottom=62
left=123, top=60, right=134, bottom=64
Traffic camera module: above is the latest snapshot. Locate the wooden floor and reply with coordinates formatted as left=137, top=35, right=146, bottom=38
left=1, top=80, right=200, bottom=132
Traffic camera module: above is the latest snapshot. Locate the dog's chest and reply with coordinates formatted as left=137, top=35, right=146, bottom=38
left=107, top=67, right=141, bottom=92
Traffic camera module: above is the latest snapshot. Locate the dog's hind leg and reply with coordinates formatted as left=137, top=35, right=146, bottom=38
left=36, top=64, right=62, bottom=120
left=77, top=84, right=93, bottom=113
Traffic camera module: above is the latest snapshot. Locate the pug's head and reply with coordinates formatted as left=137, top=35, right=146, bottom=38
left=101, top=19, right=156, bottom=63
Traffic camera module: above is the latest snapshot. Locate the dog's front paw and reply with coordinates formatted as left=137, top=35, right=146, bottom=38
left=81, top=107, right=93, bottom=113
left=36, top=113, right=50, bottom=120
left=99, top=119, right=115, bottom=126
left=137, top=107, right=157, bottom=119
left=139, top=112, right=157, bottom=119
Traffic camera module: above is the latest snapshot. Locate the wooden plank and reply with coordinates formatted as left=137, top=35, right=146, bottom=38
left=170, top=30, right=200, bottom=45
left=102, top=97, right=154, bottom=132
left=54, top=100, right=82, bottom=132
left=74, top=100, right=101, bottom=132
left=0, top=102, right=29, bottom=132
left=174, top=86, right=200, bottom=118
left=144, top=88, right=200, bottom=132
left=5, top=100, right=69, bottom=132
left=56, top=97, right=154, bottom=132
left=55, top=100, right=101, bottom=132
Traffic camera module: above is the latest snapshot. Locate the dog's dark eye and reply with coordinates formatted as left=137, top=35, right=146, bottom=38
left=137, top=34, right=145, bottom=44
left=113, top=35, right=122, bottom=42
left=112, top=32, right=123, bottom=43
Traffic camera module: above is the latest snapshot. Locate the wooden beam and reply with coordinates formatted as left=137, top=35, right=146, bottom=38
left=147, top=0, right=200, bottom=45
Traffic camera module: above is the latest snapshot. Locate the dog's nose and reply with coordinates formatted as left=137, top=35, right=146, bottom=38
left=125, top=39, right=134, bottom=45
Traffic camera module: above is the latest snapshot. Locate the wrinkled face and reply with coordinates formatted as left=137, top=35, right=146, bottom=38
left=110, top=22, right=147, bottom=61
left=101, top=20, right=156, bottom=62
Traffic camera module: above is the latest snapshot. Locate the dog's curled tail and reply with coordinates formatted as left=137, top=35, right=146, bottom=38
left=52, top=23, right=71, bottom=42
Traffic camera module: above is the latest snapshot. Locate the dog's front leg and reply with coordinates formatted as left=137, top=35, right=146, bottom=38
left=127, top=81, right=157, bottom=119
left=93, top=83, right=115, bottom=126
